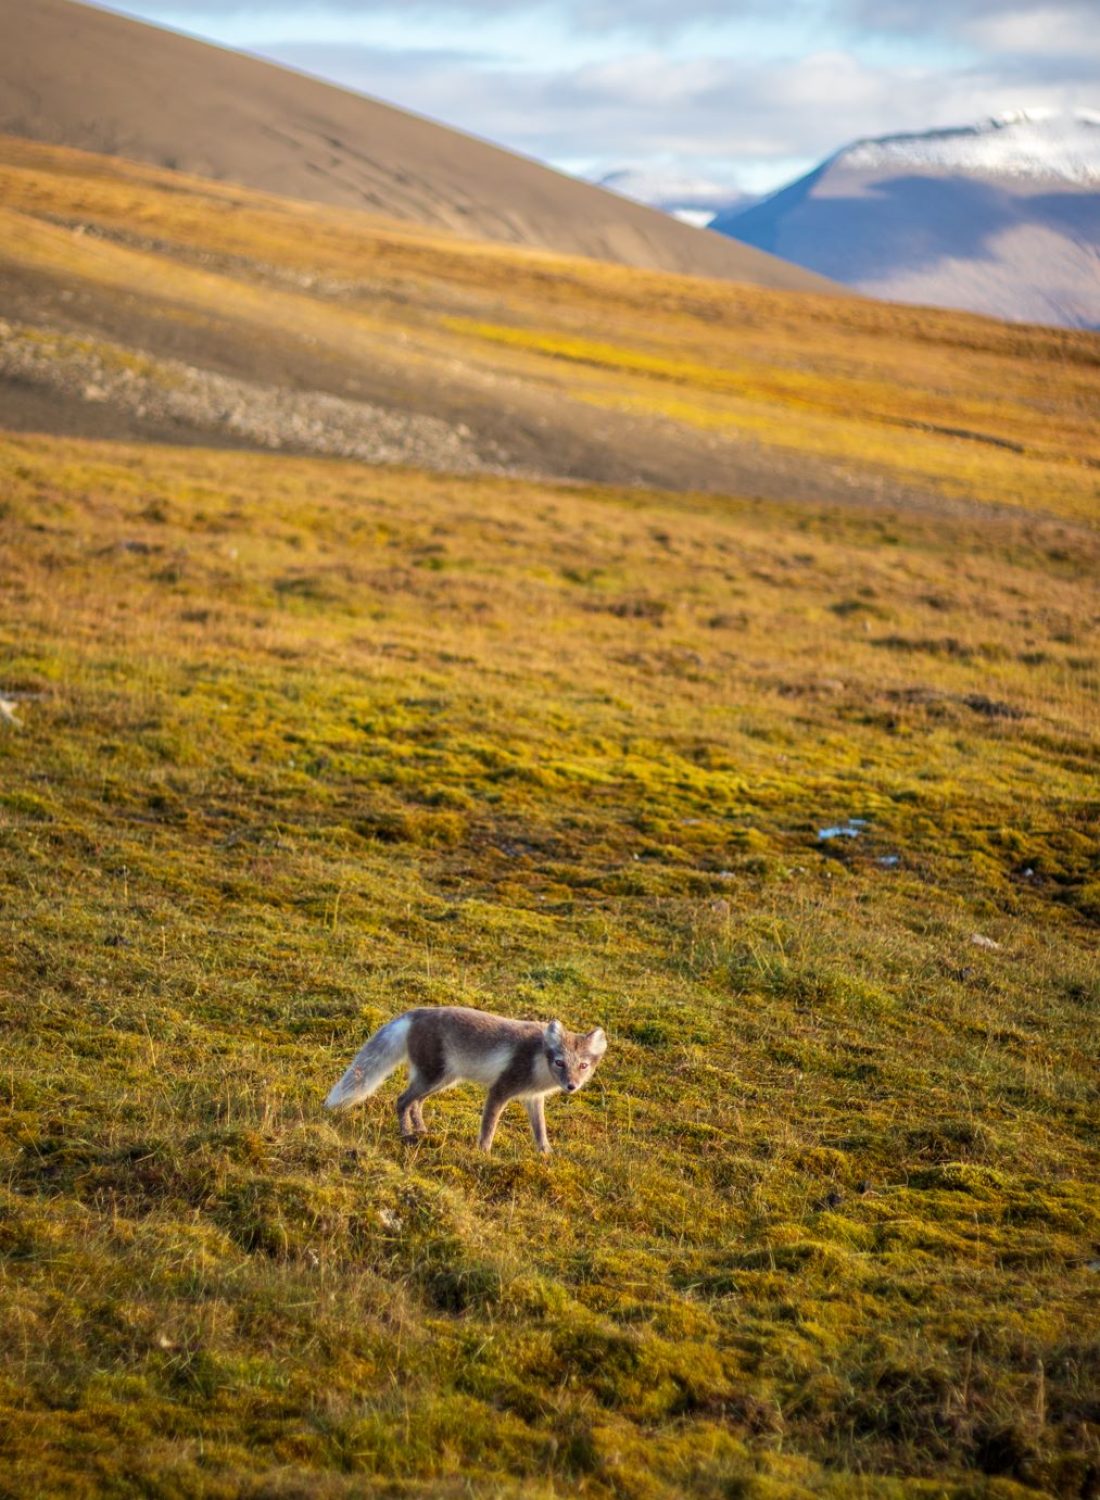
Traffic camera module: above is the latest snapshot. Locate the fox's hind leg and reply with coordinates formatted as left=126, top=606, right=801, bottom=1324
left=396, top=1066, right=452, bottom=1140
left=396, top=1070, right=429, bottom=1140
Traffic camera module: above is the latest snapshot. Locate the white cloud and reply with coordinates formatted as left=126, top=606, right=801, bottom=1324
left=561, top=55, right=734, bottom=109
left=99, top=0, right=1100, bottom=192
left=961, top=5, right=1100, bottom=58
left=98, top=0, right=797, bottom=36
left=264, top=36, right=1098, bottom=191
left=840, top=0, right=1097, bottom=33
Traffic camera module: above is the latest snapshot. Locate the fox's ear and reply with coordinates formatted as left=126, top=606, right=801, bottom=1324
left=586, top=1027, right=607, bottom=1058
left=545, top=1019, right=564, bottom=1047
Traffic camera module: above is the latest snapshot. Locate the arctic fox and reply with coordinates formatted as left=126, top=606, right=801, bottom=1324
left=324, top=1006, right=607, bottom=1154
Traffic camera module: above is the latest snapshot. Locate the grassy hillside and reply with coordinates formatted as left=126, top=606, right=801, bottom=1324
left=2, top=134, right=1099, bottom=517
left=1, top=425, right=1098, bottom=1497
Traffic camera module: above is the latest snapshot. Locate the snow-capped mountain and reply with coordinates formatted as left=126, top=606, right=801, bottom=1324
left=714, top=110, right=1100, bottom=328
left=840, top=109, right=1100, bottom=182
left=596, top=169, right=751, bottom=228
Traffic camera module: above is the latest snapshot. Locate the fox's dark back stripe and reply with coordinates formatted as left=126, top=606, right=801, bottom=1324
left=407, top=1010, right=447, bottom=1088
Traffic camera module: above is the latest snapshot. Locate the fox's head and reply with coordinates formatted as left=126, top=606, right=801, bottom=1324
left=544, top=1020, right=607, bottom=1093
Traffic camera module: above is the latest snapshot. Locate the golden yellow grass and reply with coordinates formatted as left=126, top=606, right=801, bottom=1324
left=1, top=428, right=1098, bottom=1498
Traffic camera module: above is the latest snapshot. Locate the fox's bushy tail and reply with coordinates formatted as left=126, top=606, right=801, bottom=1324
left=325, top=1013, right=411, bottom=1110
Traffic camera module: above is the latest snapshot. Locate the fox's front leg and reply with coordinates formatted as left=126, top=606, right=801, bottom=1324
left=478, top=1081, right=514, bottom=1153
left=524, top=1096, right=551, bottom=1155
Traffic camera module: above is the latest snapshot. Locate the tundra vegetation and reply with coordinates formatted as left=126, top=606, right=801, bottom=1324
left=0, top=135, right=1098, bottom=1499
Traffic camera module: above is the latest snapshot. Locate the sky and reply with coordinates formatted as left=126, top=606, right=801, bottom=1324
left=97, top=0, right=1100, bottom=196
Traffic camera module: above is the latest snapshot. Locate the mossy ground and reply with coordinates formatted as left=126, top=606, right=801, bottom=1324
left=1, top=429, right=1097, bottom=1498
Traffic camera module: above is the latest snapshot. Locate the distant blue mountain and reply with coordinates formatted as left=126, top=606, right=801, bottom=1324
left=713, top=111, right=1100, bottom=328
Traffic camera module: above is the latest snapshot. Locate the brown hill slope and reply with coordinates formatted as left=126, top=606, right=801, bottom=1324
left=0, top=0, right=835, bottom=293
left=1, top=135, right=1097, bottom=524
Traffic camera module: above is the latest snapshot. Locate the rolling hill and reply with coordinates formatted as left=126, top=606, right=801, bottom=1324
left=2, top=134, right=1097, bottom=520
left=2, top=329, right=1098, bottom=1500
left=715, top=111, right=1100, bottom=328
left=0, top=0, right=834, bottom=293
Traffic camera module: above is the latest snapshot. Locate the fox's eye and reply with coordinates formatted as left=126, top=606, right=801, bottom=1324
left=579, top=1061, right=590, bottom=1070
